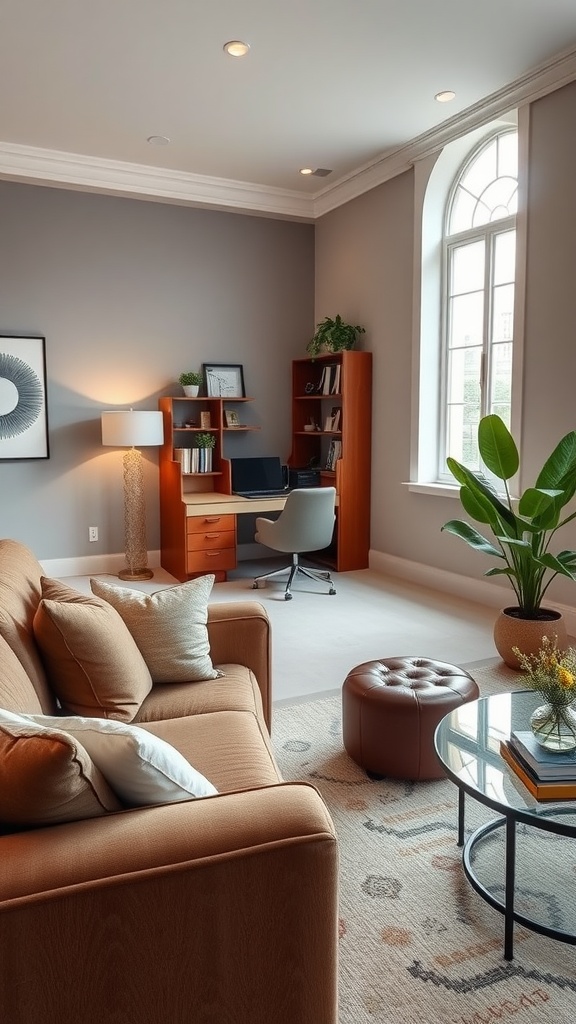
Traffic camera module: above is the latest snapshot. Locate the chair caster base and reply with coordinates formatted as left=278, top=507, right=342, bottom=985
left=329, top=588, right=337, bottom=595
left=284, top=592, right=293, bottom=600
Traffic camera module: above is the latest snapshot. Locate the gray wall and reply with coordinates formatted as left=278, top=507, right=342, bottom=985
left=315, top=78, right=576, bottom=608
left=0, top=184, right=314, bottom=559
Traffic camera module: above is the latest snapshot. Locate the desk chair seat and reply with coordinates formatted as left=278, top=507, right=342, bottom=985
left=252, top=487, right=337, bottom=601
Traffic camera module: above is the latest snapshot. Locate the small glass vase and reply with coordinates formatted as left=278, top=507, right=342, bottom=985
left=530, top=702, right=576, bottom=752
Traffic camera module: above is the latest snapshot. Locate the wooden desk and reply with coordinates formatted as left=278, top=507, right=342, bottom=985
left=183, top=491, right=290, bottom=517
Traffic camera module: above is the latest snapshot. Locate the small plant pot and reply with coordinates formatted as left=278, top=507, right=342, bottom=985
left=182, top=385, right=199, bottom=397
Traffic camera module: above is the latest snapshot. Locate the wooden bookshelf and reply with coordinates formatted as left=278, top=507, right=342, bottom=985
left=289, top=351, right=372, bottom=571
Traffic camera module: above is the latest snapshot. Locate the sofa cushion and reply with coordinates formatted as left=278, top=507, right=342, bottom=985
left=142, top=709, right=281, bottom=794
left=134, top=664, right=264, bottom=724
left=21, top=712, right=218, bottom=805
left=33, top=577, right=153, bottom=722
left=0, top=539, right=56, bottom=713
left=0, top=709, right=122, bottom=827
left=90, top=576, right=221, bottom=683
left=0, top=634, right=44, bottom=714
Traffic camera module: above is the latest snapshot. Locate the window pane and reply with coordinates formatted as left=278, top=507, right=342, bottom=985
left=492, top=284, right=514, bottom=342
left=447, top=347, right=481, bottom=469
left=497, top=132, right=518, bottom=178
left=449, top=292, right=484, bottom=348
left=490, top=341, right=512, bottom=429
left=450, top=188, right=476, bottom=234
left=451, top=240, right=485, bottom=294
left=461, top=141, right=497, bottom=199
left=476, top=178, right=517, bottom=223
left=494, top=230, right=516, bottom=285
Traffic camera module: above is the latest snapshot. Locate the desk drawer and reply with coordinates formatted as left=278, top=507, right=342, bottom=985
left=187, top=514, right=235, bottom=534
left=186, top=548, right=237, bottom=573
left=187, top=529, right=235, bottom=552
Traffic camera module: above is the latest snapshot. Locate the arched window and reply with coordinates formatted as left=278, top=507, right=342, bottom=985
left=440, top=130, right=518, bottom=476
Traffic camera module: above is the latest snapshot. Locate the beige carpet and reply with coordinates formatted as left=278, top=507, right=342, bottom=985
left=273, top=663, right=576, bottom=1024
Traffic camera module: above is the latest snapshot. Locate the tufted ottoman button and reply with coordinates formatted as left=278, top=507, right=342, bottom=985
left=342, top=656, right=479, bottom=780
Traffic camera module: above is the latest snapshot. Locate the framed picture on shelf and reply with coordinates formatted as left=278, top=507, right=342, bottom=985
left=0, top=335, right=49, bottom=460
left=224, top=409, right=240, bottom=428
left=200, top=411, right=212, bottom=429
left=203, top=363, right=246, bottom=398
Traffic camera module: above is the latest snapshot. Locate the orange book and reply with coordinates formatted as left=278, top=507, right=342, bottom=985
left=500, top=740, right=576, bottom=801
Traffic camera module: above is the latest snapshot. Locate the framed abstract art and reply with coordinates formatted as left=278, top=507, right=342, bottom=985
left=0, top=335, right=49, bottom=459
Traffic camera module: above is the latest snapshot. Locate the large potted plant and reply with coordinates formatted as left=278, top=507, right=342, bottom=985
left=307, top=315, right=365, bottom=357
left=441, top=415, right=576, bottom=668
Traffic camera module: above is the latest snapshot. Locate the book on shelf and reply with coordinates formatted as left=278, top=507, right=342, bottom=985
left=500, top=740, right=576, bottom=800
left=174, top=447, right=191, bottom=473
left=325, top=439, right=342, bottom=471
left=509, top=730, right=576, bottom=780
left=318, top=364, right=336, bottom=395
left=331, top=364, right=341, bottom=395
left=330, top=407, right=341, bottom=432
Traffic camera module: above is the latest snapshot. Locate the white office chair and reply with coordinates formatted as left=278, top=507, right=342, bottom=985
left=252, top=487, right=337, bottom=600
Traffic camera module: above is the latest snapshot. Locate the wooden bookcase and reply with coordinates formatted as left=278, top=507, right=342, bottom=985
left=289, top=350, right=372, bottom=571
left=158, top=395, right=257, bottom=581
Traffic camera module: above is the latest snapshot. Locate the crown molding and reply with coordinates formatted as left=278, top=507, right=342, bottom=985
left=313, top=44, right=576, bottom=217
left=0, top=44, right=575, bottom=222
left=0, top=143, right=316, bottom=222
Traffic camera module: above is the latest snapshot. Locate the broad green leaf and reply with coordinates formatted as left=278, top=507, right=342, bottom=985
left=441, top=520, right=503, bottom=558
left=518, top=488, right=562, bottom=518
left=446, top=458, right=517, bottom=533
left=485, top=567, right=515, bottom=577
left=478, top=415, right=519, bottom=480
left=535, top=431, right=576, bottom=491
left=538, top=552, right=576, bottom=580
left=459, top=484, right=499, bottom=526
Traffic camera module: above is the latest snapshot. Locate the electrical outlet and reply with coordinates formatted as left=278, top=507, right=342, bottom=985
left=88, top=526, right=98, bottom=543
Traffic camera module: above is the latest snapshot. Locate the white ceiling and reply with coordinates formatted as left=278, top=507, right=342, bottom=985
left=1, top=0, right=576, bottom=219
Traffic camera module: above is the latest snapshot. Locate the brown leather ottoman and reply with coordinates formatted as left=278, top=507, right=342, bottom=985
left=342, top=656, right=479, bottom=780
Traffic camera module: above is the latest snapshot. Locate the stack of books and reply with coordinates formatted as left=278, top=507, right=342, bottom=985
left=325, top=439, right=342, bottom=471
left=500, top=730, right=576, bottom=800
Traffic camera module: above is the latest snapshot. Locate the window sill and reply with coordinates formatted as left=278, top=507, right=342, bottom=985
left=402, top=481, right=460, bottom=498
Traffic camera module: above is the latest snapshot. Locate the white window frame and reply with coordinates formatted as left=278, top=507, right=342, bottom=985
left=408, top=109, right=528, bottom=498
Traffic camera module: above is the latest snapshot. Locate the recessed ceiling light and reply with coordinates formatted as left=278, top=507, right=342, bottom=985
left=299, top=168, right=313, bottom=176
left=223, top=40, right=250, bottom=57
left=147, top=135, right=170, bottom=146
left=435, top=90, right=456, bottom=103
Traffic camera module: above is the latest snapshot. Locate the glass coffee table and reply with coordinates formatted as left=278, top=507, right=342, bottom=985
left=435, top=689, right=576, bottom=960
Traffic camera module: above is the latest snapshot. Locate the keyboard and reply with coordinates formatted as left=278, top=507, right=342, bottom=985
left=234, top=489, right=290, bottom=499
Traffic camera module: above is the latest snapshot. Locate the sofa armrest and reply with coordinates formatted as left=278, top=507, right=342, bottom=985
left=207, top=600, right=272, bottom=728
left=0, top=784, right=338, bottom=1024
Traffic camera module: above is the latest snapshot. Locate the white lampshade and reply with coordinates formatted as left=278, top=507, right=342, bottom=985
left=101, top=410, right=164, bottom=448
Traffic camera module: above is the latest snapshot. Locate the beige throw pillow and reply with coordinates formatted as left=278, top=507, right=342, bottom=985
left=33, top=577, right=153, bottom=722
left=90, top=576, right=221, bottom=683
left=0, top=708, right=122, bottom=826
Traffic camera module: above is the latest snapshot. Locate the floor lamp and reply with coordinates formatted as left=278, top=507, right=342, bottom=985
left=101, top=409, right=164, bottom=581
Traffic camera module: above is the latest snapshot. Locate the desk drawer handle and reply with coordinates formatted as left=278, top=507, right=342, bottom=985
left=205, top=551, right=222, bottom=557
left=205, top=533, right=221, bottom=539
left=205, top=516, right=222, bottom=523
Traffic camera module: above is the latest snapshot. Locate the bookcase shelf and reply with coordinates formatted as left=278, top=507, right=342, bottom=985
left=289, top=350, right=372, bottom=571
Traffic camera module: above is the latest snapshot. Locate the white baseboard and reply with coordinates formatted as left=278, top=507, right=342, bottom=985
left=41, top=550, right=162, bottom=578
left=369, top=549, right=576, bottom=636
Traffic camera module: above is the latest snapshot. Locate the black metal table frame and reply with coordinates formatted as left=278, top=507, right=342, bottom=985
left=454, top=770, right=576, bottom=960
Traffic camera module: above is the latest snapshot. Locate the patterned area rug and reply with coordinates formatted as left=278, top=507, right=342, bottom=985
left=272, top=663, right=576, bottom=1024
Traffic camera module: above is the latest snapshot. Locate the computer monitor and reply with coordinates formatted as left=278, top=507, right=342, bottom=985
left=231, top=456, right=285, bottom=493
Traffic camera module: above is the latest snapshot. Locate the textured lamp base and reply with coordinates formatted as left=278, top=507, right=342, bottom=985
left=118, top=567, right=154, bottom=581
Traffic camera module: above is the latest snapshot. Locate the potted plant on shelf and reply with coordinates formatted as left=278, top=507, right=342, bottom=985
left=306, top=315, right=365, bottom=357
left=441, top=414, right=576, bottom=668
left=178, top=371, right=203, bottom=397
left=196, top=431, right=216, bottom=473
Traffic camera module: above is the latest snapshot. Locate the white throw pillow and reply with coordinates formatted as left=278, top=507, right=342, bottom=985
left=19, top=712, right=218, bottom=805
left=90, top=576, right=222, bottom=683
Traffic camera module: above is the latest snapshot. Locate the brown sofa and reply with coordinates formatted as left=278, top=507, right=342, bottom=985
left=0, top=539, right=339, bottom=1024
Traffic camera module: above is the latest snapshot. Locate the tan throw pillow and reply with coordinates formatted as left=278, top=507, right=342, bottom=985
left=33, top=577, right=153, bottom=722
left=0, top=708, right=122, bottom=826
left=90, top=576, right=221, bottom=683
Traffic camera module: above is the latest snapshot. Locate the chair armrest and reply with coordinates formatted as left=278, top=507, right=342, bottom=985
left=0, top=785, right=338, bottom=1024
left=207, top=600, right=272, bottom=728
